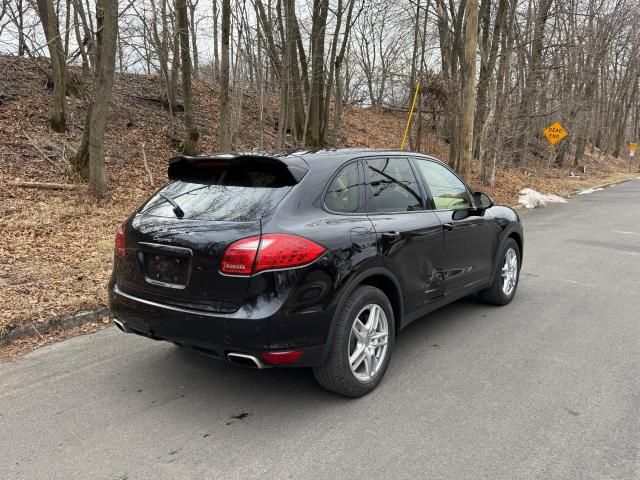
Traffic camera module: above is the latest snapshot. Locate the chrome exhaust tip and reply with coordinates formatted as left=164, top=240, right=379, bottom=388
left=227, top=352, right=266, bottom=369
left=112, top=317, right=129, bottom=333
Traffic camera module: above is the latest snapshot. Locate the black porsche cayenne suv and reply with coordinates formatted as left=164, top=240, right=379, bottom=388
left=109, top=149, right=523, bottom=397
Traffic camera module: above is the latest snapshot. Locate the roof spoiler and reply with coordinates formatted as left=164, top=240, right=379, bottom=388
left=167, top=154, right=309, bottom=182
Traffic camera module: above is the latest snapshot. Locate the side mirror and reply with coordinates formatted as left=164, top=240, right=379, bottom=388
left=474, top=192, right=495, bottom=210
left=452, top=209, right=470, bottom=220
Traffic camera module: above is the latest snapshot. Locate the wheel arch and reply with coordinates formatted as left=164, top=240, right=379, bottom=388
left=359, top=273, right=403, bottom=333
left=489, top=227, right=523, bottom=283
left=320, top=267, right=404, bottom=364
left=506, top=230, right=523, bottom=263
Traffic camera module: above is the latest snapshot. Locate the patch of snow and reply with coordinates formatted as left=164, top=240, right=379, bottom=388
left=577, top=187, right=604, bottom=195
left=518, top=188, right=568, bottom=209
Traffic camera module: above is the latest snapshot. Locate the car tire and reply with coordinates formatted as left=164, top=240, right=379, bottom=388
left=480, top=238, right=521, bottom=305
left=313, top=286, right=395, bottom=397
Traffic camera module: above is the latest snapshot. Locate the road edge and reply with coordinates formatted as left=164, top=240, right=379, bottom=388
left=0, top=306, right=109, bottom=346
left=511, top=174, right=638, bottom=210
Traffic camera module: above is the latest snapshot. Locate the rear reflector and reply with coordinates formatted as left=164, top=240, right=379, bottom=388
left=220, top=234, right=325, bottom=275
left=260, top=350, right=304, bottom=365
left=115, top=222, right=126, bottom=257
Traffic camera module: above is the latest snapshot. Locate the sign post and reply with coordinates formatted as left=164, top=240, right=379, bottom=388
left=400, top=82, right=421, bottom=150
left=543, top=121, right=568, bottom=168
left=629, top=143, right=637, bottom=172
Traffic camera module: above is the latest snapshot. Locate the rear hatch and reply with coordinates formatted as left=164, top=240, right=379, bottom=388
left=115, top=154, right=306, bottom=313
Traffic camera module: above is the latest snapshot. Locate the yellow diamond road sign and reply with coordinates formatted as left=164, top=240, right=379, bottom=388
left=544, top=122, right=568, bottom=145
left=631, top=143, right=637, bottom=152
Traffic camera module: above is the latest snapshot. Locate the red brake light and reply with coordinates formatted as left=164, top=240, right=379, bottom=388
left=254, top=234, right=326, bottom=273
left=220, top=234, right=326, bottom=276
left=261, top=350, right=304, bottom=365
left=220, top=236, right=261, bottom=275
left=115, top=222, right=126, bottom=257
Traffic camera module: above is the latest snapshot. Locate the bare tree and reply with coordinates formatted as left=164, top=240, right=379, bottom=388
left=512, top=0, right=553, bottom=166
left=176, top=0, right=199, bottom=154
left=187, top=0, right=200, bottom=77
left=218, top=0, right=232, bottom=150
left=6, top=0, right=640, bottom=185
left=35, top=0, right=67, bottom=132
left=70, top=0, right=119, bottom=198
left=458, top=0, right=479, bottom=183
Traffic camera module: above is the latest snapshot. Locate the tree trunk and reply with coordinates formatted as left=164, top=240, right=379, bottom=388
left=480, top=0, right=515, bottom=186
left=176, top=0, right=199, bottom=154
left=512, top=0, right=552, bottom=166
left=436, top=0, right=463, bottom=168
left=73, top=0, right=95, bottom=68
left=73, top=3, right=89, bottom=79
left=168, top=20, right=180, bottom=117
left=325, top=0, right=355, bottom=146
left=17, top=0, right=26, bottom=56
left=72, top=1, right=89, bottom=76
left=306, top=0, right=329, bottom=147
left=458, top=0, right=479, bottom=184
left=212, top=0, right=219, bottom=80
left=188, top=0, right=199, bottom=77
left=70, top=0, right=118, bottom=198
left=36, top=0, right=67, bottom=132
left=218, top=0, right=232, bottom=151
left=283, top=0, right=307, bottom=142
left=322, top=0, right=343, bottom=143
left=408, top=0, right=421, bottom=150
left=473, top=0, right=506, bottom=159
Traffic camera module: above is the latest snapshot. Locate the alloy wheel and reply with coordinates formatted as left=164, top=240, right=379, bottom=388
left=501, top=247, right=518, bottom=296
left=348, top=303, right=389, bottom=382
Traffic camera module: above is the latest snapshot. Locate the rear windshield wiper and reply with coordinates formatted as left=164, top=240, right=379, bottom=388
left=159, top=192, right=185, bottom=218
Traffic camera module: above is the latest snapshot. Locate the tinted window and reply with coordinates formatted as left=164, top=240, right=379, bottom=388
left=365, top=158, right=424, bottom=212
left=140, top=182, right=290, bottom=222
left=414, top=159, right=472, bottom=210
left=325, top=162, right=362, bottom=213
left=168, top=156, right=299, bottom=186
left=141, top=161, right=295, bottom=221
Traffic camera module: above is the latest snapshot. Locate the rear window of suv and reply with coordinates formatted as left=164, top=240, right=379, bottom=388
left=140, top=160, right=294, bottom=221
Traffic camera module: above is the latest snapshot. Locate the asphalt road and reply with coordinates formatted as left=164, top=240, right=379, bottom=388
left=2, top=180, right=639, bottom=480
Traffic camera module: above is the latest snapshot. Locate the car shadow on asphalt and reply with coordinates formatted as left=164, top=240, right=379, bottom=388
left=108, top=294, right=498, bottom=408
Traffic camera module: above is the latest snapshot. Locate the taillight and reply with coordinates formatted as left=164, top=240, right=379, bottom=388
left=220, top=234, right=326, bottom=276
left=220, top=236, right=261, bottom=275
left=255, top=234, right=326, bottom=273
left=115, top=222, right=126, bottom=257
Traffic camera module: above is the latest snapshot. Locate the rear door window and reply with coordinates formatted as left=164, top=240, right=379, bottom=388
left=325, top=162, right=363, bottom=213
left=140, top=161, right=294, bottom=221
left=364, top=157, right=424, bottom=212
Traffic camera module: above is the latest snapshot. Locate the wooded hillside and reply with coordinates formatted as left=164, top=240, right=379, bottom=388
left=2, top=0, right=639, bottom=194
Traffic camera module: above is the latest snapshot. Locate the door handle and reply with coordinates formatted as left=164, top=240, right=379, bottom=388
left=442, top=223, right=454, bottom=231
left=382, top=231, right=402, bottom=241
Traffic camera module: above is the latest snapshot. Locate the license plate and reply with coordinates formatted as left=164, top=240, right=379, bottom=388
left=145, top=253, right=189, bottom=286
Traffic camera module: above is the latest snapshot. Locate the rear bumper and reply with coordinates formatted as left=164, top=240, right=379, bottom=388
left=108, top=282, right=332, bottom=367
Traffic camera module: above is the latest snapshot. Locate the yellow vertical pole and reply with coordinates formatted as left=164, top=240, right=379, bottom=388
left=400, top=82, right=421, bottom=150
